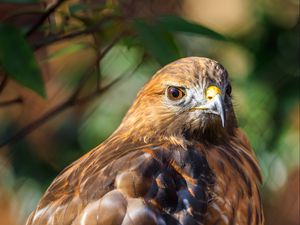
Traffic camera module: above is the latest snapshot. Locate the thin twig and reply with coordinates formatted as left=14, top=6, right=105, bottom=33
left=69, top=32, right=124, bottom=101
left=0, top=97, right=23, bottom=107
left=0, top=60, right=142, bottom=148
left=92, top=34, right=102, bottom=91
left=0, top=101, right=71, bottom=148
left=2, top=10, right=44, bottom=22
left=0, top=33, right=136, bottom=148
left=68, top=62, right=98, bottom=102
left=26, top=0, right=67, bottom=37
left=76, top=59, right=143, bottom=104
left=0, top=75, right=8, bottom=95
left=33, top=15, right=121, bottom=50
left=96, top=60, right=101, bottom=91
left=33, top=28, right=91, bottom=50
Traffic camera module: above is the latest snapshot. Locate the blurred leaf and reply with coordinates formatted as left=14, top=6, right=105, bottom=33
left=134, top=19, right=180, bottom=65
left=0, top=24, right=45, bottom=97
left=157, top=15, right=227, bottom=41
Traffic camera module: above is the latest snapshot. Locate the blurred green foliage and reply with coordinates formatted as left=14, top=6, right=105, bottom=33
left=0, top=24, right=45, bottom=97
left=0, top=0, right=298, bottom=224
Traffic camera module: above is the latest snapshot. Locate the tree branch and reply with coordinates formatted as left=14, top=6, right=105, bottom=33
left=26, top=0, right=67, bottom=37
left=75, top=59, right=142, bottom=104
left=0, top=75, right=8, bottom=95
left=69, top=32, right=124, bottom=101
left=0, top=33, right=141, bottom=148
left=33, top=15, right=122, bottom=50
left=0, top=60, right=142, bottom=148
left=0, top=97, right=23, bottom=107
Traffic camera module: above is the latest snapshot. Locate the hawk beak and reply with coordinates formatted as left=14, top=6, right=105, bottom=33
left=190, top=93, right=226, bottom=127
left=213, top=94, right=225, bottom=127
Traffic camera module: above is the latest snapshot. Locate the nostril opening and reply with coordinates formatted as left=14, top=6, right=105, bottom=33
left=207, top=96, right=213, bottom=100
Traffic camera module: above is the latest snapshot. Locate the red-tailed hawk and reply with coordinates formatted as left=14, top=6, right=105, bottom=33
left=26, top=57, right=263, bottom=225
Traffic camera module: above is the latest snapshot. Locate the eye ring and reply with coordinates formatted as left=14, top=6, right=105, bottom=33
left=167, top=86, right=186, bottom=101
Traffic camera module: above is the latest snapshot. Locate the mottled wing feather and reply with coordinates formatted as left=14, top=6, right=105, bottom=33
left=27, top=143, right=213, bottom=225
left=27, top=129, right=263, bottom=225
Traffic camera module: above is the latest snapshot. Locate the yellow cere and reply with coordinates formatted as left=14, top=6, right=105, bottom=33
left=206, top=86, right=222, bottom=100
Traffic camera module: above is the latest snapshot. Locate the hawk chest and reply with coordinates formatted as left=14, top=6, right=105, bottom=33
left=121, top=144, right=262, bottom=225
left=203, top=146, right=263, bottom=225
left=109, top=144, right=216, bottom=224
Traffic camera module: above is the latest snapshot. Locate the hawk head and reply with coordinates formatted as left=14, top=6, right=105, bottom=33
left=118, top=57, right=237, bottom=144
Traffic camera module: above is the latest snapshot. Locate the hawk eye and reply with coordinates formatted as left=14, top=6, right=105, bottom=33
left=167, top=86, right=185, bottom=100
